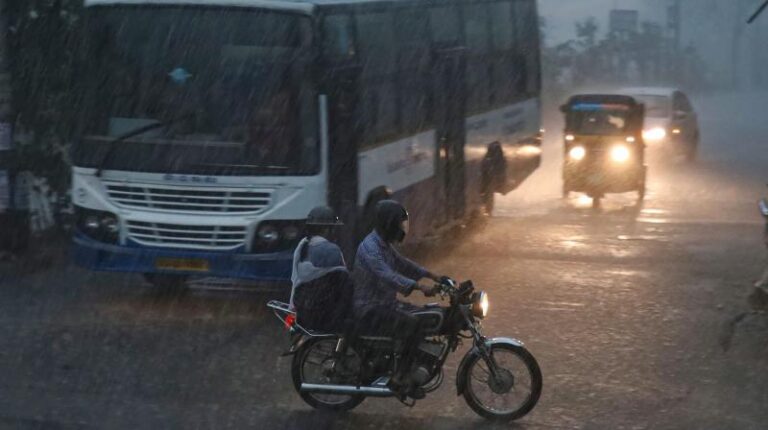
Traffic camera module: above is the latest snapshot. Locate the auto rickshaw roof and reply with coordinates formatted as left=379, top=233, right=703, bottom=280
left=565, top=94, right=640, bottom=109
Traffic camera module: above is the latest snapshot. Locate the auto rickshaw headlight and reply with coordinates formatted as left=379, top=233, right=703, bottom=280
left=569, top=146, right=586, bottom=161
left=611, top=145, right=631, bottom=163
left=643, top=127, right=667, bottom=142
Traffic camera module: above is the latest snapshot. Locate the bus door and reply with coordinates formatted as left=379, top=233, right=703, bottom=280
left=323, top=63, right=361, bottom=258
left=433, top=47, right=467, bottom=220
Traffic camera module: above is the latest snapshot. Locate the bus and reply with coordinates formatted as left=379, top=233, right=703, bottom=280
left=72, top=0, right=542, bottom=289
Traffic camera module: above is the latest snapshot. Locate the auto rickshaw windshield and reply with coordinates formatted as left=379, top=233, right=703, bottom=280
left=566, top=105, right=631, bottom=136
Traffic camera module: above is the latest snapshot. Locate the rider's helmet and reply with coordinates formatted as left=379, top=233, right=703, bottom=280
left=305, top=206, right=343, bottom=237
left=306, top=206, right=343, bottom=227
left=374, top=200, right=409, bottom=243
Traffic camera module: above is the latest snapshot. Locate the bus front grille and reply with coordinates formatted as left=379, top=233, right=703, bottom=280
left=104, top=183, right=272, bottom=214
left=126, top=221, right=247, bottom=250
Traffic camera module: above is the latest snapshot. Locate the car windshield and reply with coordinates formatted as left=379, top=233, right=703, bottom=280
left=566, top=104, right=631, bottom=135
left=72, top=6, right=318, bottom=176
left=632, top=95, right=670, bottom=118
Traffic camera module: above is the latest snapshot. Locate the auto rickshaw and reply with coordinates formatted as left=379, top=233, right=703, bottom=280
left=560, top=94, right=647, bottom=207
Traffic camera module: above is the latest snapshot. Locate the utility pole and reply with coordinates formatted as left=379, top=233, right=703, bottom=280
left=0, top=0, right=14, bottom=211
left=666, top=0, right=681, bottom=82
left=0, top=0, right=29, bottom=253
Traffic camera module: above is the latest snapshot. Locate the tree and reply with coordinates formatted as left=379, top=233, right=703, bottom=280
left=6, top=0, right=82, bottom=189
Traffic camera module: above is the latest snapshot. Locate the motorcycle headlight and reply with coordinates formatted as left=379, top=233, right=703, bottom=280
left=472, top=291, right=490, bottom=319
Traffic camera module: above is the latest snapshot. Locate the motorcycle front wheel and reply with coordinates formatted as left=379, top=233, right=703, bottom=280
left=462, top=343, right=542, bottom=421
left=291, top=337, right=365, bottom=411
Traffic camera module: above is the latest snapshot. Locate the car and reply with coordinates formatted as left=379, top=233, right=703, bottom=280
left=620, top=87, right=700, bottom=161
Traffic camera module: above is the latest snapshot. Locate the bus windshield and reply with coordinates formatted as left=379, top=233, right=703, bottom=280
left=74, top=6, right=318, bottom=176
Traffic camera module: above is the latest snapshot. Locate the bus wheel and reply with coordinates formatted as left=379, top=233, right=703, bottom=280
left=144, top=273, right=189, bottom=296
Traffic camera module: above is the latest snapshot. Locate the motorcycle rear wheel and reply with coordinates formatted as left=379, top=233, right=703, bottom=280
left=291, top=337, right=366, bottom=411
left=462, top=343, right=542, bottom=421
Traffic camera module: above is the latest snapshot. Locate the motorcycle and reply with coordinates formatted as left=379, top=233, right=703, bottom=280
left=267, top=279, right=543, bottom=421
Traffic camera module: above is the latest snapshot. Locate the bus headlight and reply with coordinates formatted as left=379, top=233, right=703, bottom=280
left=569, top=146, right=586, bottom=161
left=611, top=145, right=631, bottom=163
left=253, top=221, right=305, bottom=252
left=75, top=207, right=119, bottom=243
left=472, top=291, right=490, bottom=319
left=257, top=224, right=280, bottom=243
left=643, top=127, right=667, bottom=142
left=282, top=225, right=301, bottom=241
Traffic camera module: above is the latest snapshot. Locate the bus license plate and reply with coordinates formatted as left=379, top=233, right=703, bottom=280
left=155, top=258, right=210, bottom=272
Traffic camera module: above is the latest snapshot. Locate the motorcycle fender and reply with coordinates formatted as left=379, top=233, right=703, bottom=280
left=456, top=337, right=525, bottom=396
left=281, top=334, right=309, bottom=357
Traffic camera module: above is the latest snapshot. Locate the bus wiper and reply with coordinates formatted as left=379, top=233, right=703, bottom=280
left=94, top=112, right=195, bottom=177
left=748, top=0, right=768, bottom=23
left=191, top=163, right=290, bottom=171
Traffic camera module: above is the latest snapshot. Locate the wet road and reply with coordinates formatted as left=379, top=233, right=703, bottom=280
left=1, top=92, right=767, bottom=429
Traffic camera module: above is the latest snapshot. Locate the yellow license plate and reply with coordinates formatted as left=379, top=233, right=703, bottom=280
left=155, top=258, right=210, bottom=272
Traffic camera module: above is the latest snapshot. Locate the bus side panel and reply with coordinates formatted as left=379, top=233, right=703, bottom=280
left=356, top=129, right=440, bottom=241
left=463, top=97, right=542, bottom=209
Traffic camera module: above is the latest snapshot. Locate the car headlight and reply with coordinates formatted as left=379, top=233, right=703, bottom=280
left=569, top=146, right=586, bottom=161
left=643, top=127, right=667, bottom=142
left=611, top=145, right=631, bottom=163
left=472, top=291, right=490, bottom=319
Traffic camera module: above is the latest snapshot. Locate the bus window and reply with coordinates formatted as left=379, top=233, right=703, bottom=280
left=396, top=8, right=430, bottom=73
left=356, top=12, right=397, bottom=77
left=322, top=13, right=354, bottom=59
left=396, top=8, right=431, bottom=133
left=490, top=1, right=514, bottom=51
left=515, top=0, right=540, bottom=94
left=489, top=1, right=515, bottom=104
left=360, top=82, right=398, bottom=146
left=464, top=3, right=490, bottom=54
left=464, top=3, right=491, bottom=112
left=429, top=6, right=461, bottom=46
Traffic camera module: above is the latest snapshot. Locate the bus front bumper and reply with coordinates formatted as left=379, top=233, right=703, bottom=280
left=73, top=235, right=293, bottom=281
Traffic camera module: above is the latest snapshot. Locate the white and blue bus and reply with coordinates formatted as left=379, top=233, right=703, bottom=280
left=72, top=0, right=542, bottom=287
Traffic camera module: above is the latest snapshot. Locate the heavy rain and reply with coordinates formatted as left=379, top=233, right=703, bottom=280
left=0, top=0, right=767, bottom=428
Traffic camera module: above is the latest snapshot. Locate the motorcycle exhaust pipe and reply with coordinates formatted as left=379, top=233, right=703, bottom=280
left=300, top=383, right=394, bottom=397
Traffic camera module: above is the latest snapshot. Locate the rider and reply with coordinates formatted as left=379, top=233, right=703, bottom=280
left=290, top=206, right=352, bottom=333
left=352, top=200, right=445, bottom=399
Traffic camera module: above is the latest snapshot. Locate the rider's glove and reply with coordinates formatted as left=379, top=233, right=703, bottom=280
left=419, top=284, right=437, bottom=297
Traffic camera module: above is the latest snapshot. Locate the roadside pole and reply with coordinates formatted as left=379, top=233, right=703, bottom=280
left=0, top=0, right=30, bottom=254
